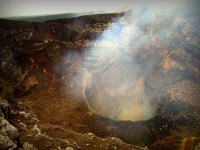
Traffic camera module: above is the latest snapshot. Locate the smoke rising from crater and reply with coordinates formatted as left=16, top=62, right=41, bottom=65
left=82, top=12, right=157, bottom=121
left=48, top=1, right=200, bottom=121
left=80, top=1, right=200, bottom=121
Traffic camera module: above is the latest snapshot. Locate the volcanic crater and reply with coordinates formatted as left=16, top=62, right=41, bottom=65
left=0, top=10, right=200, bottom=150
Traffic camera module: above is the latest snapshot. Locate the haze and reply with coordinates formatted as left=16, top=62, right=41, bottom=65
left=0, top=0, right=135, bottom=18
left=0, top=0, right=199, bottom=19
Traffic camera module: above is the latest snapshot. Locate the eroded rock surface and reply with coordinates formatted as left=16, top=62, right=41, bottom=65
left=0, top=98, right=18, bottom=150
left=0, top=10, right=200, bottom=150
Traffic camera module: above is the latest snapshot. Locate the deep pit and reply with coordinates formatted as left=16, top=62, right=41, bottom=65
left=84, top=53, right=156, bottom=121
left=1, top=4, right=200, bottom=149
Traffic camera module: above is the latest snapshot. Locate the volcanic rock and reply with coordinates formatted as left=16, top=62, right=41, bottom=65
left=0, top=10, right=200, bottom=150
left=0, top=98, right=18, bottom=149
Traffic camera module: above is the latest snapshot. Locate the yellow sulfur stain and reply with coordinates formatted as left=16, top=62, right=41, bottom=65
left=180, top=137, right=200, bottom=150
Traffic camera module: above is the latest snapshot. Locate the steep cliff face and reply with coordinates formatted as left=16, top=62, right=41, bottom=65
left=0, top=13, right=122, bottom=97
left=0, top=11, right=200, bottom=150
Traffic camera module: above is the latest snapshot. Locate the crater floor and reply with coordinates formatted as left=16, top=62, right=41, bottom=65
left=0, top=10, right=200, bottom=150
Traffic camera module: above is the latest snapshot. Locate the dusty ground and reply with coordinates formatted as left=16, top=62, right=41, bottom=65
left=1, top=11, right=200, bottom=150
left=8, top=65, right=146, bottom=150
